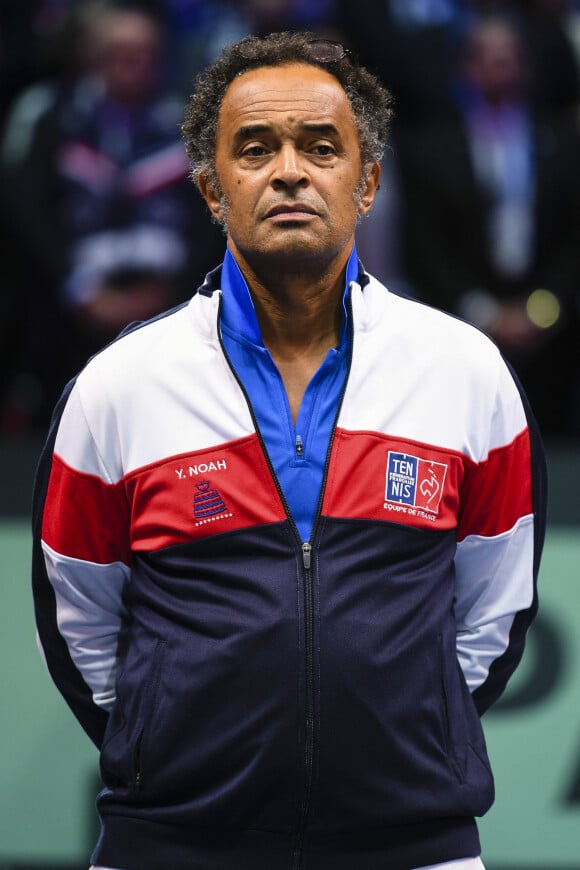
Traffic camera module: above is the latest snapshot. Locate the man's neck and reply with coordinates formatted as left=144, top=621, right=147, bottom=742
left=253, top=280, right=343, bottom=359
left=226, top=245, right=352, bottom=423
left=228, top=246, right=350, bottom=359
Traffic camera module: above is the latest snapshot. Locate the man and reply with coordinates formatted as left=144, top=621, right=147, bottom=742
left=32, top=31, right=546, bottom=870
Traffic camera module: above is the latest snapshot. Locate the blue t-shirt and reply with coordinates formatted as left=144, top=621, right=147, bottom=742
left=219, top=246, right=358, bottom=542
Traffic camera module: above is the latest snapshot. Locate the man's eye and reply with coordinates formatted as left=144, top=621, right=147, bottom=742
left=312, top=144, right=335, bottom=156
left=242, top=144, right=269, bottom=157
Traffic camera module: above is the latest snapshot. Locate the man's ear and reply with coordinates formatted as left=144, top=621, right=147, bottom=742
left=198, top=171, right=224, bottom=223
left=358, top=161, right=381, bottom=216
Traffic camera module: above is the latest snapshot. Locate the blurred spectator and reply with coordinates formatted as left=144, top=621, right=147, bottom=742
left=0, top=2, right=225, bottom=433
left=0, top=0, right=73, bottom=126
left=1, top=1, right=111, bottom=169
left=336, top=0, right=580, bottom=123
left=153, top=0, right=339, bottom=99
left=335, top=0, right=469, bottom=127
left=509, top=0, right=580, bottom=121
left=396, top=11, right=580, bottom=437
left=149, top=0, right=251, bottom=96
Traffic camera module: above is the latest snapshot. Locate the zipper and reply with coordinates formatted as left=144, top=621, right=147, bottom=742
left=131, top=638, right=167, bottom=793
left=292, top=542, right=315, bottom=870
left=290, top=297, right=354, bottom=869
left=295, top=433, right=304, bottom=458
left=439, top=638, right=465, bottom=784
left=133, top=726, right=144, bottom=791
left=217, top=291, right=355, bottom=869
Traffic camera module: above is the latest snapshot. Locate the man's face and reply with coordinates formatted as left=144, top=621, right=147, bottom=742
left=465, top=24, right=526, bottom=105
left=199, top=63, right=379, bottom=272
left=100, top=13, right=162, bottom=105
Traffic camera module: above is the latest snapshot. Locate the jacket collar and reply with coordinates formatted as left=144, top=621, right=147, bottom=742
left=213, top=244, right=365, bottom=349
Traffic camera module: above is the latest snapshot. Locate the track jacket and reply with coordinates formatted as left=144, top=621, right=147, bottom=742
left=32, top=262, right=546, bottom=870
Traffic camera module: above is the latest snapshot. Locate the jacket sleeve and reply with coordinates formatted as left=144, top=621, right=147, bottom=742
left=32, top=378, right=131, bottom=748
left=453, top=360, right=547, bottom=716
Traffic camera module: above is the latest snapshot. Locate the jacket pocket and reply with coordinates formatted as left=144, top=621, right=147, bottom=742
left=131, top=637, right=167, bottom=793
left=438, top=633, right=468, bottom=784
left=99, top=635, right=168, bottom=793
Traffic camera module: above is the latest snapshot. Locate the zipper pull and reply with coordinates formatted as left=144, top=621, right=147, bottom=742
left=296, top=433, right=303, bottom=457
left=302, top=542, right=312, bottom=570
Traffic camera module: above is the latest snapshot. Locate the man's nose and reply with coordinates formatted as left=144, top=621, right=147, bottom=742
left=270, top=145, right=308, bottom=188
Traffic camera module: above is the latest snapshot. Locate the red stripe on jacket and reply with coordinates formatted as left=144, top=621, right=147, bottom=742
left=42, top=436, right=287, bottom=560
left=457, top=427, right=532, bottom=542
left=322, top=427, right=532, bottom=538
left=42, top=453, right=132, bottom=565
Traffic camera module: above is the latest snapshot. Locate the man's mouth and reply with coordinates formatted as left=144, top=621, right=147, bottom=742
left=265, top=203, right=318, bottom=220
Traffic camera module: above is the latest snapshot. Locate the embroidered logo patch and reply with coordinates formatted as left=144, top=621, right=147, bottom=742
left=385, top=452, right=447, bottom=515
left=193, top=480, right=232, bottom=527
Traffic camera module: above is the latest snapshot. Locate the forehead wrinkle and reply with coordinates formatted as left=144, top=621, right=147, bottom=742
left=230, top=97, right=345, bottom=127
left=227, top=100, right=350, bottom=142
left=222, top=68, right=351, bottom=122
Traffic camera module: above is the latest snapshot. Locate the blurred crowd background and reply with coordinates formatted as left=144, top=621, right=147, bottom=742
left=1, top=0, right=580, bottom=441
